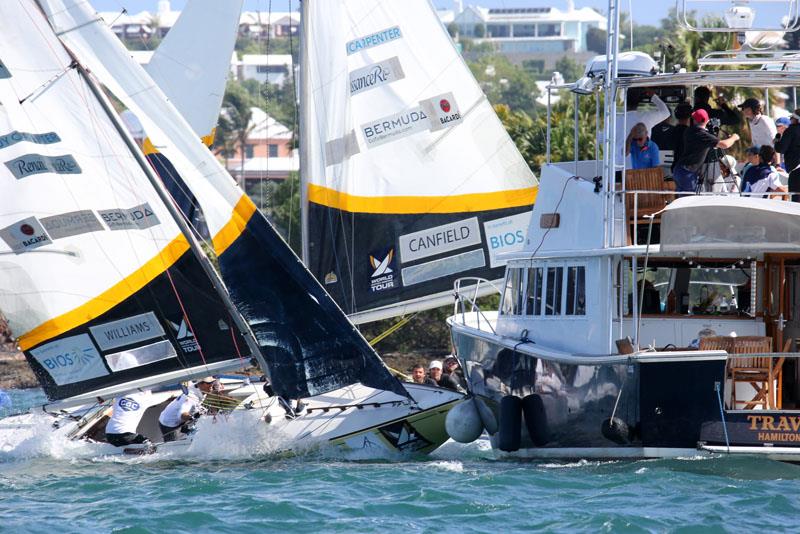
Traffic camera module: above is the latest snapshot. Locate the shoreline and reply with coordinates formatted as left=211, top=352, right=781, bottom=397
left=0, top=351, right=38, bottom=390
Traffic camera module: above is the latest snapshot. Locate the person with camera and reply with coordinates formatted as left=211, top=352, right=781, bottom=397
left=673, top=109, right=740, bottom=192
left=693, top=87, right=740, bottom=126
left=774, top=110, right=800, bottom=202
left=738, top=98, right=776, bottom=149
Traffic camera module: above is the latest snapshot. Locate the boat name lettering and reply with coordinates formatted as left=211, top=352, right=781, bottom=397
left=99, top=203, right=160, bottom=231
left=361, top=107, right=429, bottom=148
left=0, top=130, right=60, bottom=150
left=349, top=56, right=405, bottom=96
left=346, top=26, right=402, bottom=55
left=29, top=334, right=109, bottom=386
left=0, top=216, right=52, bottom=254
left=747, top=414, right=800, bottom=432
left=5, top=153, right=81, bottom=179
left=399, top=217, right=481, bottom=262
left=40, top=210, right=103, bottom=240
left=89, top=312, right=166, bottom=351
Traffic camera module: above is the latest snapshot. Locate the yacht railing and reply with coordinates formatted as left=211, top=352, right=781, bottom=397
left=453, top=277, right=501, bottom=335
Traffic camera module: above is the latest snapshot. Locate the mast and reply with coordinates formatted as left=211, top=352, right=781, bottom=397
left=299, top=0, right=311, bottom=264
left=67, top=53, right=272, bottom=379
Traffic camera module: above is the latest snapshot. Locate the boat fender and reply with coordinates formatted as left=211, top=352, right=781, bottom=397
left=521, top=394, right=549, bottom=446
left=601, top=417, right=630, bottom=445
left=445, top=398, right=484, bottom=443
left=474, top=396, right=498, bottom=435
left=498, top=395, right=522, bottom=452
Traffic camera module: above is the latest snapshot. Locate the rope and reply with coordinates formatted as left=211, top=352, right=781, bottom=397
left=368, top=312, right=418, bottom=346
left=715, top=381, right=731, bottom=453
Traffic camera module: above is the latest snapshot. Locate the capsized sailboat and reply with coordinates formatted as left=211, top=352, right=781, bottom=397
left=4, top=0, right=463, bottom=456
left=299, top=0, right=539, bottom=324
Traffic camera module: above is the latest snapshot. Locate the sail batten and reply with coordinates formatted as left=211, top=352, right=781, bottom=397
left=302, top=0, right=538, bottom=321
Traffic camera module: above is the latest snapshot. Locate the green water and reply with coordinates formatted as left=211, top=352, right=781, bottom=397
left=2, top=389, right=800, bottom=532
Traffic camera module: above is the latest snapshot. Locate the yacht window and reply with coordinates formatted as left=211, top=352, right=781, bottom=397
left=526, top=267, right=543, bottom=315
left=502, top=268, right=523, bottom=315
left=566, top=266, right=586, bottom=315
left=545, top=267, right=563, bottom=315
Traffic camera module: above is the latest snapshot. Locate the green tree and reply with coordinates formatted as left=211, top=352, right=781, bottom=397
left=469, top=55, right=539, bottom=116
left=265, top=172, right=301, bottom=254
left=586, top=26, right=607, bottom=54
left=554, top=56, right=583, bottom=83
left=447, top=22, right=459, bottom=38
left=215, top=82, right=255, bottom=185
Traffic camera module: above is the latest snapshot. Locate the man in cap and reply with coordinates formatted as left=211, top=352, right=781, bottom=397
left=158, top=377, right=215, bottom=442
left=443, top=355, right=467, bottom=391
left=429, top=359, right=463, bottom=392
left=713, top=154, right=740, bottom=193
left=775, top=110, right=800, bottom=201
left=741, top=146, right=760, bottom=177
left=673, top=109, right=740, bottom=192
left=739, top=97, right=777, bottom=149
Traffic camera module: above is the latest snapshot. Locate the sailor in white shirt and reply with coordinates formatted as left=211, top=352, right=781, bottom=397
left=158, top=377, right=214, bottom=442
left=105, top=390, right=152, bottom=447
left=739, top=98, right=777, bottom=149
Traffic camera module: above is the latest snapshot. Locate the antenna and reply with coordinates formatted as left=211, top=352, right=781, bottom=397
left=676, top=0, right=800, bottom=33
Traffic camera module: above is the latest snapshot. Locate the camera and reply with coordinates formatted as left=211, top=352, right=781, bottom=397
left=706, top=117, right=721, bottom=136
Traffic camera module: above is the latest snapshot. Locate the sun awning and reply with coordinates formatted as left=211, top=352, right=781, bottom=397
left=660, top=195, right=800, bottom=255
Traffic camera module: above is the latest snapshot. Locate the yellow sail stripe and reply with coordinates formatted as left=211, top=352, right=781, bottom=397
left=307, top=184, right=538, bottom=214
left=18, top=234, right=191, bottom=351
left=142, top=128, right=215, bottom=155
left=211, top=194, right=258, bottom=256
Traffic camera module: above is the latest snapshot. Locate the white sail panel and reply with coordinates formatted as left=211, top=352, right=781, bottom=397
left=39, top=0, right=249, bottom=257
left=304, top=0, right=536, bottom=208
left=0, top=0, right=185, bottom=348
left=301, top=0, right=537, bottom=320
left=144, top=0, right=244, bottom=143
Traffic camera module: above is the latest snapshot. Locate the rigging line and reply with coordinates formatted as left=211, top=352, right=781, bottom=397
left=163, top=265, right=209, bottom=368
left=18, top=60, right=77, bottom=104
left=369, top=312, right=420, bottom=347
left=287, top=0, right=299, bottom=249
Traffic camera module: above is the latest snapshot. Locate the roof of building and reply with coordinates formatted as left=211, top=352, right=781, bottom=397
left=227, top=154, right=299, bottom=173
left=248, top=107, right=293, bottom=141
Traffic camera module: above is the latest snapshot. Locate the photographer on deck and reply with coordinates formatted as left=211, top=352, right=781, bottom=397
left=673, top=109, right=740, bottom=192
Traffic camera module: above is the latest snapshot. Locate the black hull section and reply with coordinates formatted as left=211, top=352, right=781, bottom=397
left=217, top=211, right=407, bottom=400
left=25, top=248, right=251, bottom=401
left=448, top=326, right=790, bottom=454
left=307, top=203, right=532, bottom=315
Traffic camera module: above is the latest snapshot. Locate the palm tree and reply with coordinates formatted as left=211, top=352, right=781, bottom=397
left=216, top=84, right=255, bottom=187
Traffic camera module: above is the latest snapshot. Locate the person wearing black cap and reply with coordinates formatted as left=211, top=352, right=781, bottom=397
left=739, top=97, right=777, bottom=149
left=693, top=86, right=739, bottom=126
left=775, top=109, right=800, bottom=201
left=673, top=108, right=740, bottom=192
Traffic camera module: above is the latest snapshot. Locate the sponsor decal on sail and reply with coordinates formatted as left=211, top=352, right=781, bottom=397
left=483, top=211, right=532, bottom=267
left=89, top=311, right=165, bottom=351
left=399, top=217, right=481, bottom=263
left=420, top=92, right=463, bottom=132
left=40, top=210, right=104, bottom=240
left=401, top=248, right=485, bottom=286
left=346, top=26, right=402, bottom=55
left=361, top=107, right=429, bottom=148
left=0, top=130, right=60, bottom=150
left=369, top=248, right=399, bottom=293
left=99, top=202, right=160, bottom=231
left=29, top=333, right=109, bottom=386
left=105, top=340, right=178, bottom=372
left=349, top=56, right=405, bottom=96
left=169, top=318, right=199, bottom=353
left=0, top=216, right=52, bottom=253
left=5, top=153, right=81, bottom=179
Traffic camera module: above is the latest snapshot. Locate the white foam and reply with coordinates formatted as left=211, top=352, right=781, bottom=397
left=429, top=460, right=464, bottom=473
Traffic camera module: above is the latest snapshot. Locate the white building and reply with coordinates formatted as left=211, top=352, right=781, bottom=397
left=444, top=2, right=607, bottom=65
left=235, top=54, right=294, bottom=86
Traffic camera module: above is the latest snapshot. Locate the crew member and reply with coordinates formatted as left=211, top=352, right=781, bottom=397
left=673, top=109, right=740, bottom=192
left=738, top=98, right=777, bottom=149
left=105, top=390, right=152, bottom=447
left=158, top=377, right=214, bottom=442
left=411, top=364, right=437, bottom=386
left=775, top=109, right=800, bottom=201
left=693, top=86, right=739, bottom=126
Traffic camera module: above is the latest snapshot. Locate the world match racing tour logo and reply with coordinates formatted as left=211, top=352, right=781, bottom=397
left=369, top=248, right=399, bottom=293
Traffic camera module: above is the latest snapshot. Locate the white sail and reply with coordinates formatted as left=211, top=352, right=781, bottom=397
left=144, top=0, right=244, bottom=144
left=0, top=0, right=250, bottom=402
left=301, top=0, right=538, bottom=322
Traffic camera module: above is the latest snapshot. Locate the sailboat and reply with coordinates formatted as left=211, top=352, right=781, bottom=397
left=0, top=0, right=462, bottom=456
left=299, top=0, right=539, bottom=325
